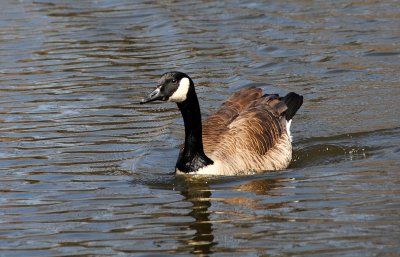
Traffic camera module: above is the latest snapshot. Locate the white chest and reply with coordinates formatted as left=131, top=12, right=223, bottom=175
left=175, top=160, right=227, bottom=176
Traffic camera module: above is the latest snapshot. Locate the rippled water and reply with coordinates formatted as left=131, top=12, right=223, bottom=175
left=1, top=0, right=400, bottom=256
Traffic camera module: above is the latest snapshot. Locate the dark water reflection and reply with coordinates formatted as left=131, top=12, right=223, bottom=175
left=1, top=0, right=400, bottom=256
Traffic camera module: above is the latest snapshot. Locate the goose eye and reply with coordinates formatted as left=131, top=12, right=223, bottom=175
left=172, top=79, right=177, bottom=83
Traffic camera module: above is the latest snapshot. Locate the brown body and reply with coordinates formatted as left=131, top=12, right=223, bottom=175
left=176, top=87, right=295, bottom=175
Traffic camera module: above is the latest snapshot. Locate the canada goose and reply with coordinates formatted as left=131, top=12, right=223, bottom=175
left=140, top=71, right=303, bottom=175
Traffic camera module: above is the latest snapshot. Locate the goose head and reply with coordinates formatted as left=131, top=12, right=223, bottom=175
left=140, top=71, right=193, bottom=104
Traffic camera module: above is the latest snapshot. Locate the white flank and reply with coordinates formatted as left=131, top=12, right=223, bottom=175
left=169, top=77, right=190, bottom=102
left=286, top=119, right=292, bottom=142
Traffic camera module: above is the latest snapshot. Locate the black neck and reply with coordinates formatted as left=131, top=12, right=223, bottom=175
left=176, top=86, right=213, bottom=173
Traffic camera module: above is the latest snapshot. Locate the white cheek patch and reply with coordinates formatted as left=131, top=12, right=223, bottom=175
left=169, top=77, right=190, bottom=102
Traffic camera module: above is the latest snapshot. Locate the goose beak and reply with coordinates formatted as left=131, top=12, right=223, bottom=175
left=140, top=88, right=163, bottom=104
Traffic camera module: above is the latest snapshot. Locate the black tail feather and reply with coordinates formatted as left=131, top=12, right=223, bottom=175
left=280, top=92, right=303, bottom=120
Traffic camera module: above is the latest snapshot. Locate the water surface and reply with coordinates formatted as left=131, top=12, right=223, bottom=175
left=1, top=0, right=400, bottom=256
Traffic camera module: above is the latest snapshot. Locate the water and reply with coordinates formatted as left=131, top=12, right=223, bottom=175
left=1, top=0, right=400, bottom=256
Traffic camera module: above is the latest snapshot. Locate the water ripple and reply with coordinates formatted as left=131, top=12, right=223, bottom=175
left=1, top=0, right=400, bottom=255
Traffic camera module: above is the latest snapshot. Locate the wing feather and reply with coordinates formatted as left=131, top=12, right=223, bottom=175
left=202, top=87, right=299, bottom=164
left=198, top=87, right=302, bottom=174
left=202, top=87, right=262, bottom=153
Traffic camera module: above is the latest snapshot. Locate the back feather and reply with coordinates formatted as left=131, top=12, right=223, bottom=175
left=202, top=87, right=262, bottom=153
left=202, top=87, right=303, bottom=158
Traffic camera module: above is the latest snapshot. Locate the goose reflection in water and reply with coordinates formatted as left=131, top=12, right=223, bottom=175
left=176, top=176, right=286, bottom=255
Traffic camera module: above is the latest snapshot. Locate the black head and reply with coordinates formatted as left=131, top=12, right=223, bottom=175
left=140, top=71, right=193, bottom=104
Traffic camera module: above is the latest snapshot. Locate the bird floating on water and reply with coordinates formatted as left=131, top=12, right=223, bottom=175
left=140, top=71, right=303, bottom=176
